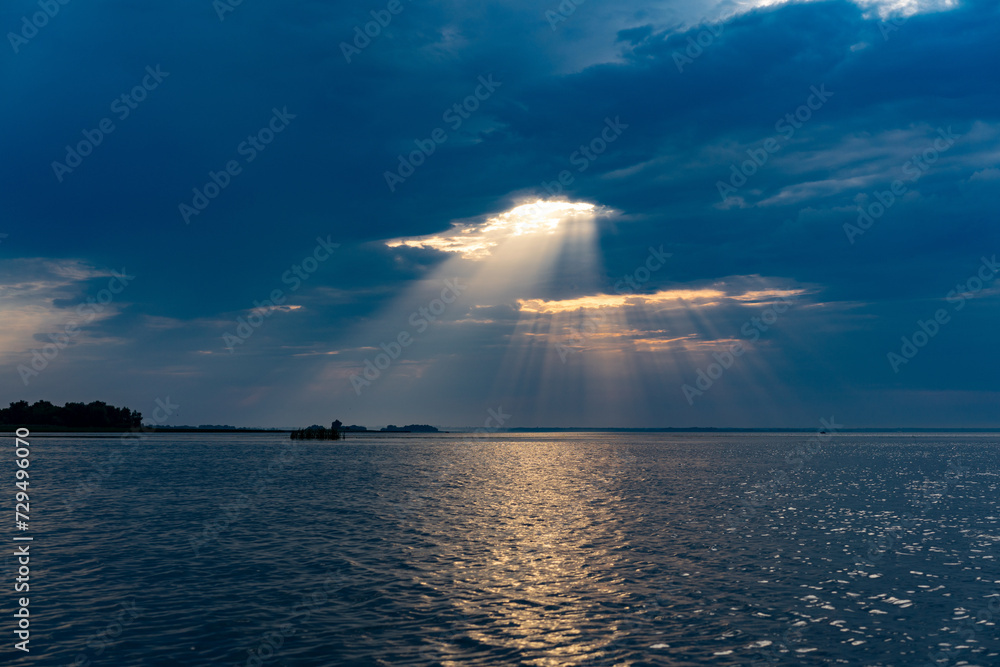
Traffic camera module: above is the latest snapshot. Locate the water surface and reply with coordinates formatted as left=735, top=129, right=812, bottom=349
left=8, top=432, right=1000, bottom=666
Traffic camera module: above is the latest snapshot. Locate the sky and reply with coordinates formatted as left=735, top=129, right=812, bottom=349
left=1, top=0, right=998, bottom=429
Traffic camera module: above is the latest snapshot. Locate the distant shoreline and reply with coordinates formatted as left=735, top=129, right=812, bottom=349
left=5, top=426, right=999, bottom=436
left=0, top=426, right=289, bottom=434
left=500, top=427, right=1000, bottom=433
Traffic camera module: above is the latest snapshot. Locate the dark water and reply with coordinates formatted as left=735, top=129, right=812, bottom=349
left=5, top=432, right=1000, bottom=666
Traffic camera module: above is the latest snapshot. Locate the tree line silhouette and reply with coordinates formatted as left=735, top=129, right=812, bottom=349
left=0, top=400, right=142, bottom=429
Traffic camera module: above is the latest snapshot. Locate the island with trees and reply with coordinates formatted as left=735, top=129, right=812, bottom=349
left=1, top=404, right=445, bottom=437
left=290, top=424, right=343, bottom=440
left=290, top=421, right=442, bottom=439
left=0, top=400, right=142, bottom=431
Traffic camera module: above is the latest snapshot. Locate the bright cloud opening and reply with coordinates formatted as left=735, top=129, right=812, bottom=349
left=722, top=0, right=958, bottom=20
left=518, top=286, right=806, bottom=314
left=386, top=200, right=598, bottom=259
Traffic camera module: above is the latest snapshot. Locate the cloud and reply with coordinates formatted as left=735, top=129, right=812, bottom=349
left=517, top=284, right=807, bottom=313
left=0, top=259, right=127, bottom=356
left=387, top=200, right=598, bottom=259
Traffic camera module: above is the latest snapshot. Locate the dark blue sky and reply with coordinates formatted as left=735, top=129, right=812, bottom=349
left=1, top=0, right=998, bottom=428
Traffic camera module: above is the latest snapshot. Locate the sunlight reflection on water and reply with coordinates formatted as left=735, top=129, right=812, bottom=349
left=13, top=432, right=1000, bottom=666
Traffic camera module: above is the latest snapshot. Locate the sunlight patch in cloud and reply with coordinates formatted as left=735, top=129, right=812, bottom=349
left=518, top=286, right=806, bottom=314
left=727, top=0, right=958, bottom=19
left=386, top=200, right=597, bottom=259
